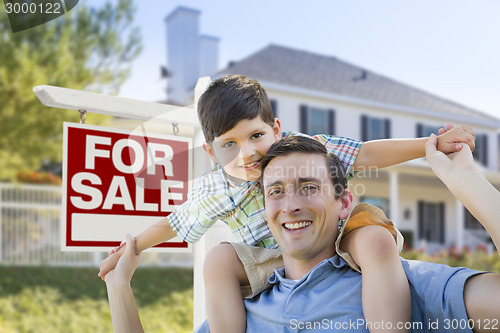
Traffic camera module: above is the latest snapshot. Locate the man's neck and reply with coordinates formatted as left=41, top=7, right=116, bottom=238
left=281, top=251, right=336, bottom=280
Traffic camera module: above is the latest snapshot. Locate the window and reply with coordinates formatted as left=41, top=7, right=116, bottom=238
left=418, top=201, right=445, bottom=244
left=299, top=105, right=335, bottom=135
left=416, top=124, right=442, bottom=137
left=472, top=133, right=488, bottom=166
left=464, top=208, right=485, bottom=230
left=360, top=197, right=389, bottom=217
left=361, top=115, right=390, bottom=141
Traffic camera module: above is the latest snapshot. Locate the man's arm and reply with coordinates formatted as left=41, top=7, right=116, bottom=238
left=425, top=134, right=500, bottom=250
left=353, top=125, right=475, bottom=171
left=426, top=134, right=500, bottom=333
left=105, top=234, right=145, bottom=333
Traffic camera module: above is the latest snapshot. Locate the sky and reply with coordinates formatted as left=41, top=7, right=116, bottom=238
left=88, top=0, right=500, bottom=120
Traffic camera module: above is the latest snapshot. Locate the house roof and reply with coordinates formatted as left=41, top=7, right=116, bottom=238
left=219, top=44, right=500, bottom=124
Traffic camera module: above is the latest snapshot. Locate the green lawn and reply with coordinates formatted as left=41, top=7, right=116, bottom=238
left=0, top=266, right=193, bottom=333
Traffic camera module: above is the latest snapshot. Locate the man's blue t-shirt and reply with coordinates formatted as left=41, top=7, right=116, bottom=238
left=196, top=256, right=483, bottom=332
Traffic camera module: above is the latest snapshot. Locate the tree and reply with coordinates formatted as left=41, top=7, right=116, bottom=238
left=0, top=0, right=142, bottom=181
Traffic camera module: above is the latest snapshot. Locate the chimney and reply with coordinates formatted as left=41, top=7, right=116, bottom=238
left=165, top=7, right=219, bottom=105
left=199, top=35, right=220, bottom=78
left=165, top=7, right=201, bottom=105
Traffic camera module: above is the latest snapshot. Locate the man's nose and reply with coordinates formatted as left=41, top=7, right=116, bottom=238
left=282, top=190, right=301, bottom=215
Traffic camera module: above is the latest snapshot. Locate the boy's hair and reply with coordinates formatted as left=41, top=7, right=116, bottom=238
left=198, top=75, right=275, bottom=143
left=260, top=136, right=348, bottom=199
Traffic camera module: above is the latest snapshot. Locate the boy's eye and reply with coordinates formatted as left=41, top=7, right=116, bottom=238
left=251, top=133, right=263, bottom=139
left=222, top=141, right=236, bottom=149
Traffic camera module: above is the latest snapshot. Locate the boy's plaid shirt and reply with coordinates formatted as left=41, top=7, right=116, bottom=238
left=168, top=132, right=362, bottom=248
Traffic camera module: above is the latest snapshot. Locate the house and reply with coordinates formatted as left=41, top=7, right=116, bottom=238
left=164, top=7, right=500, bottom=253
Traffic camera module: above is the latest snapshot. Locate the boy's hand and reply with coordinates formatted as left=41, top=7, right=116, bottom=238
left=98, top=244, right=126, bottom=281
left=104, top=234, right=141, bottom=286
left=426, top=134, right=475, bottom=182
left=435, top=124, right=475, bottom=154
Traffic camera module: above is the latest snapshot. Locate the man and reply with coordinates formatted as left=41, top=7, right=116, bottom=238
left=105, top=135, right=500, bottom=333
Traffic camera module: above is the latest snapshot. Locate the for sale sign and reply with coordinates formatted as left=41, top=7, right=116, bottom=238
left=62, top=123, right=191, bottom=251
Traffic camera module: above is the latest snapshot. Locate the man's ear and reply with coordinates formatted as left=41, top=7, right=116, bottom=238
left=339, top=189, right=353, bottom=220
left=273, top=118, right=282, bottom=141
left=202, top=142, right=219, bottom=163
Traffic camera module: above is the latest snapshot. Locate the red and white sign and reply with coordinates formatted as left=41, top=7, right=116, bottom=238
left=62, top=123, right=192, bottom=251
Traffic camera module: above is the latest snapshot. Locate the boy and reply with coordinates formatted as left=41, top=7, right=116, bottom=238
left=99, top=75, right=475, bottom=333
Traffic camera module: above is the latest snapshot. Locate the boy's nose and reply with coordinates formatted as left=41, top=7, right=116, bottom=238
left=239, top=143, right=255, bottom=158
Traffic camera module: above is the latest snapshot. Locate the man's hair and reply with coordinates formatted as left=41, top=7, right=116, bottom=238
left=260, top=136, right=348, bottom=199
left=198, top=75, right=275, bottom=143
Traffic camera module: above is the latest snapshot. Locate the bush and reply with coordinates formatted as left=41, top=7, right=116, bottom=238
left=0, top=266, right=193, bottom=333
left=401, top=247, right=500, bottom=272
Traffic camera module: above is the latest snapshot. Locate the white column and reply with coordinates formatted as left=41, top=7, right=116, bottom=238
left=455, top=199, right=464, bottom=250
left=389, top=171, right=399, bottom=223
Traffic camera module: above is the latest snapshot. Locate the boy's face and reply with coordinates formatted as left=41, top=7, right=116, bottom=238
left=205, top=117, right=281, bottom=183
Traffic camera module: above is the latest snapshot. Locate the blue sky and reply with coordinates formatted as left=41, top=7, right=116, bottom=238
left=88, top=0, right=500, bottom=120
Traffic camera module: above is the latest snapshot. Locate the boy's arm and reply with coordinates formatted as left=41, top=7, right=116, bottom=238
left=425, top=134, right=500, bottom=251
left=98, top=218, right=176, bottom=280
left=353, top=125, right=475, bottom=171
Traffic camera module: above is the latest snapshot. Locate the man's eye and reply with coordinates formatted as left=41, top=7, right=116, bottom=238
left=301, top=185, right=318, bottom=193
left=223, top=141, right=235, bottom=148
left=251, top=133, right=263, bottom=139
left=268, top=188, right=282, bottom=196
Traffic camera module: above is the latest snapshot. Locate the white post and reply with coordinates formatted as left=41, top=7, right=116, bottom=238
left=192, top=127, right=210, bottom=329
left=192, top=77, right=212, bottom=329
left=455, top=200, right=464, bottom=250
left=389, top=171, right=399, bottom=223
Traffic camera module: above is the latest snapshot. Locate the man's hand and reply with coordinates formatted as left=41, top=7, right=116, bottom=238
left=104, top=234, right=141, bottom=287
left=98, top=244, right=126, bottom=281
left=425, top=134, right=475, bottom=182
left=435, top=124, right=475, bottom=153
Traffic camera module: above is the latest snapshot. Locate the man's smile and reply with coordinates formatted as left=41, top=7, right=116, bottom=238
left=282, top=220, right=313, bottom=231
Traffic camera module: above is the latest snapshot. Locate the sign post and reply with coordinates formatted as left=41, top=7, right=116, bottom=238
left=34, top=77, right=232, bottom=329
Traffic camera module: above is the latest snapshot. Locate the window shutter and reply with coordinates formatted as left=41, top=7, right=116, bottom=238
left=361, top=115, right=368, bottom=141
left=416, top=123, right=423, bottom=137
left=384, top=118, right=391, bottom=139
left=417, top=201, right=424, bottom=240
left=328, top=109, right=335, bottom=135
left=300, top=105, right=308, bottom=134
left=270, top=99, right=277, bottom=118
left=439, top=202, right=445, bottom=244
left=482, top=134, right=489, bottom=166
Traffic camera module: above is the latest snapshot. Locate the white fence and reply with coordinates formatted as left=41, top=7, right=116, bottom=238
left=0, top=183, right=193, bottom=267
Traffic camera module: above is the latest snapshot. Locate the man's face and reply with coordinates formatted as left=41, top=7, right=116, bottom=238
left=207, top=117, right=281, bottom=183
left=263, top=152, right=352, bottom=263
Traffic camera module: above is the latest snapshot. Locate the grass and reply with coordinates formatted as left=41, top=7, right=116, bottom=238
left=0, top=266, right=193, bottom=333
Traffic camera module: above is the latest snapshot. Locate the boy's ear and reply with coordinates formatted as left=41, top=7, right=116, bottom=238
left=202, top=142, right=219, bottom=163
left=273, top=118, right=282, bottom=141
